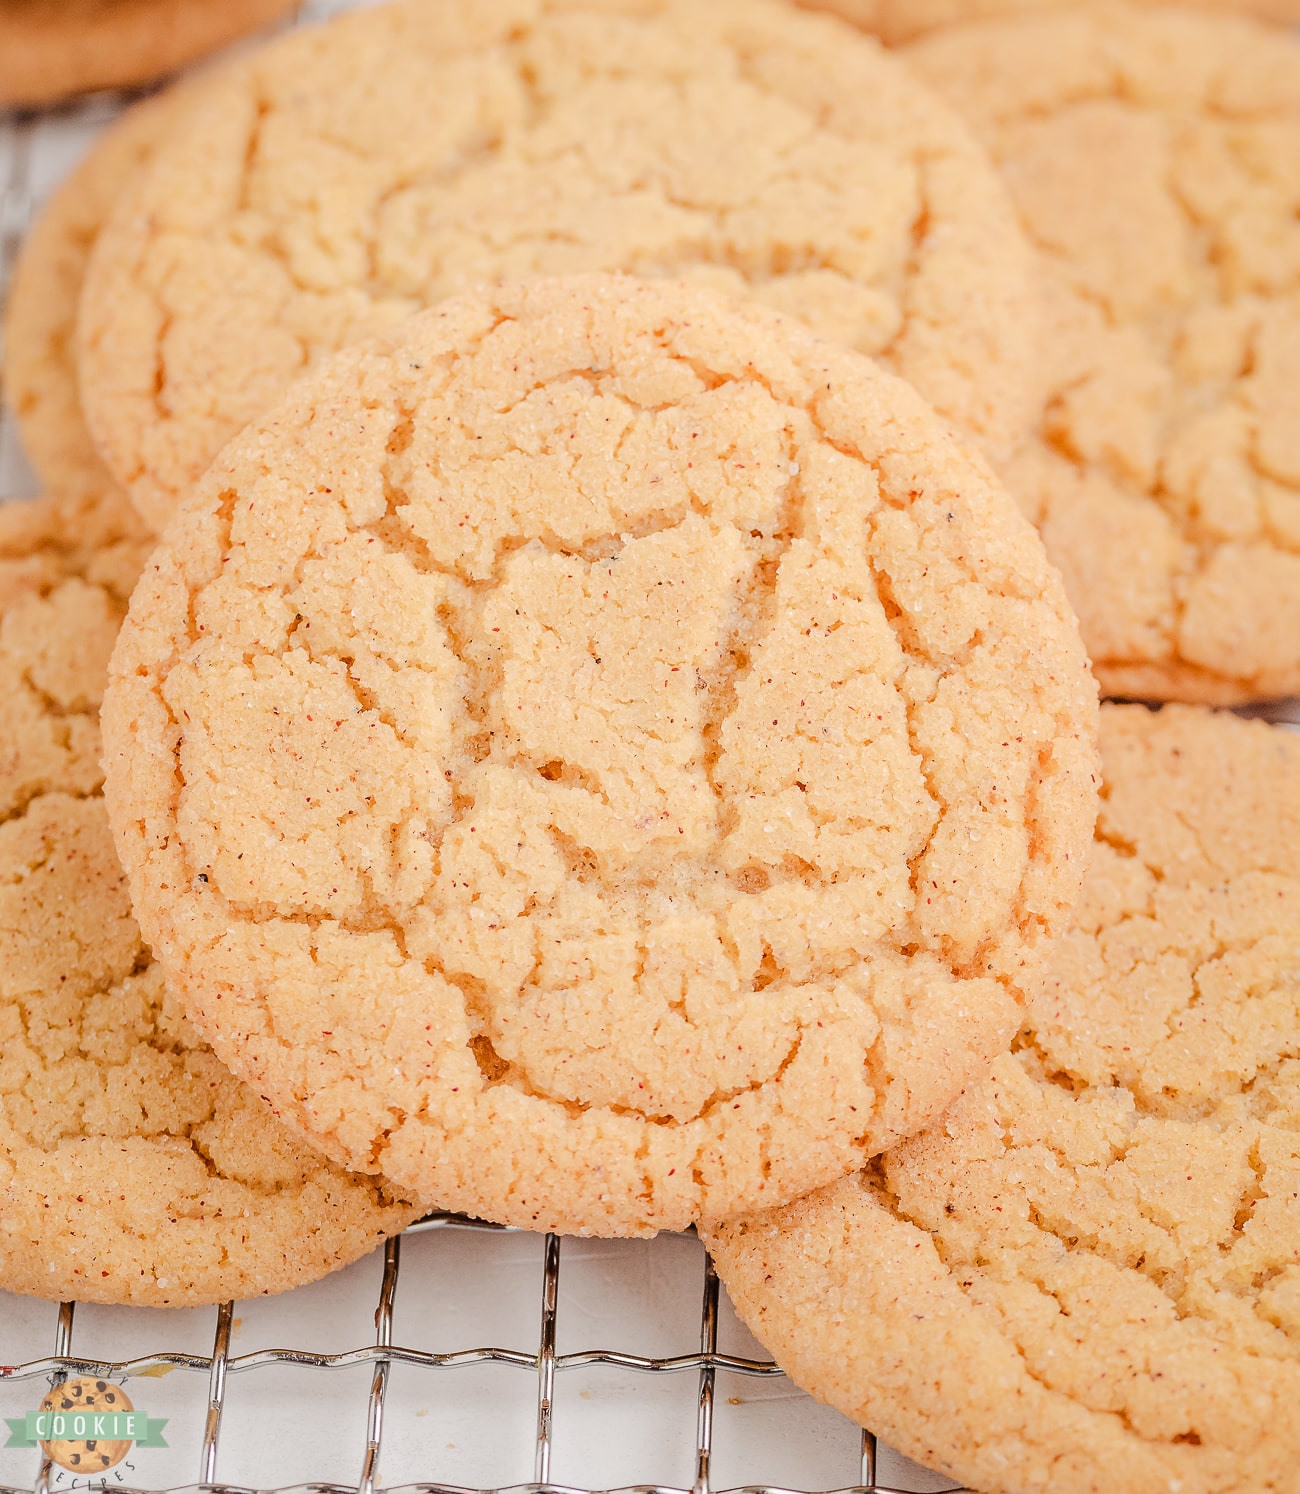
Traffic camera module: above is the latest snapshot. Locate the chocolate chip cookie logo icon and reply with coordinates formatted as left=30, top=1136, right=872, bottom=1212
left=4, top=1378, right=167, bottom=1473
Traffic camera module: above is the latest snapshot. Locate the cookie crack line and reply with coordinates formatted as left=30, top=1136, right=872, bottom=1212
left=168, top=332, right=967, bottom=954
left=105, top=272, right=1095, bottom=1230
left=0, top=494, right=421, bottom=1307
left=918, top=12, right=1300, bottom=700
left=0, top=781, right=106, bottom=834
left=707, top=707, right=1299, bottom=1494
left=239, top=59, right=920, bottom=310
left=877, top=1021, right=1300, bottom=1329
left=78, top=0, right=1043, bottom=535
left=863, top=1156, right=1296, bottom=1416
left=854, top=1165, right=1149, bottom=1429
left=1018, top=900, right=1300, bottom=1118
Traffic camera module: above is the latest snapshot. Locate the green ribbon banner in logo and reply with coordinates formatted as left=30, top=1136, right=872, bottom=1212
left=4, top=1410, right=168, bottom=1447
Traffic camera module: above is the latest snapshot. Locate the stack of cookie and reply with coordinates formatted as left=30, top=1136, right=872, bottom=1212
left=1, top=1, right=1297, bottom=1488
left=0, top=486, right=421, bottom=1307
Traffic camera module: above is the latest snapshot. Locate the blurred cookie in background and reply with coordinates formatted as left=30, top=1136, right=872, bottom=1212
left=4, top=87, right=195, bottom=503
left=0, top=0, right=298, bottom=109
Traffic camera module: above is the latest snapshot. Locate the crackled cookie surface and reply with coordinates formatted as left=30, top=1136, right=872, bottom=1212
left=907, top=7, right=1300, bottom=705
left=0, top=0, right=298, bottom=108
left=707, top=704, right=1300, bottom=1494
left=79, top=0, right=1036, bottom=535
left=0, top=491, right=417, bottom=1308
left=798, top=0, right=1300, bottom=46
left=5, top=90, right=186, bottom=509
left=102, top=275, right=1098, bottom=1235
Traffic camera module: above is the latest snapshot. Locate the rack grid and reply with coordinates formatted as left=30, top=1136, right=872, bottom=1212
left=0, top=1216, right=959, bottom=1494
left=0, top=8, right=959, bottom=1489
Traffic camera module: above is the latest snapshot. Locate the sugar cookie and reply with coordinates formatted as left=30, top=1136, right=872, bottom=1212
left=798, top=0, right=1300, bottom=47
left=707, top=704, right=1300, bottom=1494
left=908, top=7, right=1300, bottom=703
left=5, top=90, right=186, bottom=508
left=79, top=0, right=1037, bottom=533
left=0, top=0, right=297, bottom=108
left=101, top=275, right=1098, bottom=1235
left=0, top=491, right=418, bottom=1307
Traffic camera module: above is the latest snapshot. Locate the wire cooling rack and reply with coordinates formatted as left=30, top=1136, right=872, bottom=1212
left=2, top=11, right=1297, bottom=1494
left=0, top=7, right=959, bottom=1492
left=0, top=1216, right=962, bottom=1494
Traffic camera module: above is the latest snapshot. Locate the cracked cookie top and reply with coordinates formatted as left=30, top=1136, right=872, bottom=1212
left=102, top=275, right=1098, bottom=1234
left=0, top=491, right=417, bottom=1308
left=706, top=703, right=1300, bottom=1494
left=77, top=0, right=1037, bottom=535
left=908, top=6, right=1300, bottom=705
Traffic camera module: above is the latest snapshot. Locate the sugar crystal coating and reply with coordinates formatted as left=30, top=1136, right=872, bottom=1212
left=707, top=704, right=1300, bottom=1494
left=78, top=0, right=1037, bottom=533
left=0, top=491, right=417, bottom=1308
left=103, top=275, right=1098, bottom=1234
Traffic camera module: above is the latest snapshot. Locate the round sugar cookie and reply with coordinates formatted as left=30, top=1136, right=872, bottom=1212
left=797, top=0, right=1300, bottom=47
left=706, top=703, right=1300, bottom=1494
left=4, top=89, right=188, bottom=509
left=101, top=274, right=1099, bottom=1236
left=78, top=0, right=1038, bottom=536
left=0, top=0, right=298, bottom=109
left=0, top=491, right=418, bottom=1308
left=904, top=7, right=1300, bottom=705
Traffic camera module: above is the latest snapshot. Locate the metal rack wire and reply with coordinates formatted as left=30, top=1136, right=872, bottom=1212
left=0, top=1217, right=948, bottom=1494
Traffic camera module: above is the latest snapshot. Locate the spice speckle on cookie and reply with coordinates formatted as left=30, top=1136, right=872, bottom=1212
left=102, top=274, right=1098, bottom=1236
left=706, top=703, right=1300, bottom=1494
left=0, top=491, right=418, bottom=1308
left=78, top=0, right=1037, bottom=534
